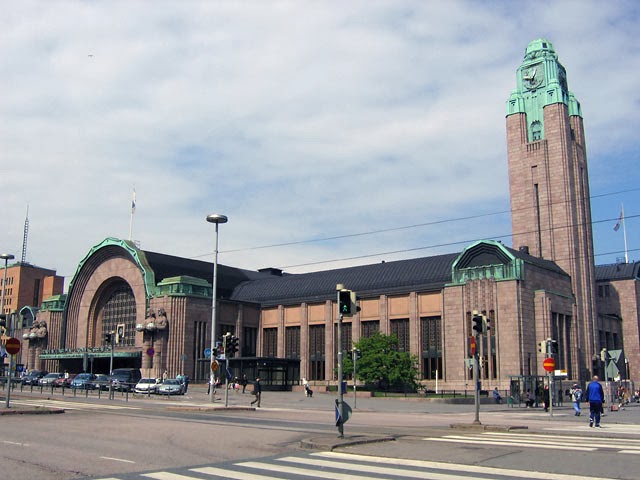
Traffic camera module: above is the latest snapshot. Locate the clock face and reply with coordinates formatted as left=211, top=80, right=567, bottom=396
left=522, top=63, right=544, bottom=90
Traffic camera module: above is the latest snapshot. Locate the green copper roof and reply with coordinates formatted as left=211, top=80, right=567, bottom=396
left=506, top=38, right=581, bottom=141
left=66, top=237, right=156, bottom=301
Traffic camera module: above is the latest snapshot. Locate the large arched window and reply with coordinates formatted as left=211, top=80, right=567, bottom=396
left=100, top=283, right=136, bottom=347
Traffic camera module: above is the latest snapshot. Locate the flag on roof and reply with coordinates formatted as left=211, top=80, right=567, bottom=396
left=613, top=209, right=623, bottom=231
left=131, top=188, right=136, bottom=214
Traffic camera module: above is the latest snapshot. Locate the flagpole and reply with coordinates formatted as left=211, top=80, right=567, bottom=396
left=622, top=203, right=629, bottom=264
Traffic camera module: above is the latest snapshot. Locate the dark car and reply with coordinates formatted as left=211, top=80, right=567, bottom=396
left=92, top=374, right=110, bottom=391
left=70, top=373, right=96, bottom=389
left=108, top=368, right=142, bottom=392
left=21, top=370, right=48, bottom=386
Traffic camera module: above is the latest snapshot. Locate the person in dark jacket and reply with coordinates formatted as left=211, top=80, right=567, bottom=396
left=250, top=377, right=262, bottom=407
left=585, top=375, right=605, bottom=427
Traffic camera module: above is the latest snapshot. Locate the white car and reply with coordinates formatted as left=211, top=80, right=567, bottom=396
left=157, top=379, right=184, bottom=395
left=134, top=378, right=160, bottom=394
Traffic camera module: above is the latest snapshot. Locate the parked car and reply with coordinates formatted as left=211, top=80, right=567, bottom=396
left=157, top=379, right=184, bottom=395
left=21, top=370, right=48, bottom=386
left=92, top=374, right=110, bottom=391
left=134, top=378, right=160, bottom=394
left=108, top=368, right=142, bottom=392
left=39, top=372, right=64, bottom=387
left=70, top=373, right=95, bottom=389
left=53, top=374, right=77, bottom=388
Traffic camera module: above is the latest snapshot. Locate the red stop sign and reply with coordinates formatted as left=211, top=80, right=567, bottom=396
left=543, top=357, right=555, bottom=372
left=5, top=337, right=20, bottom=355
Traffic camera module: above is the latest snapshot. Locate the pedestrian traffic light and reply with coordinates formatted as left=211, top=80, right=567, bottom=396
left=104, top=332, right=112, bottom=344
left=0, top=314, right=6, bottom=335
left=228, top=335, right=239, bottom=356
left=538, top=340, right=547, bottom=353
left=472, top=313, right=483, bottom=334
left=352, top=348, right=361, bottom=360
left=549, top=339, right=558, bottom=354
left=339, top=290, right=352, bottom=316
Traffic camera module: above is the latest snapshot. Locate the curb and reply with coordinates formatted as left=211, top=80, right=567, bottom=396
left=450, top=423, right=528, bottom=431
left=0, top=408, right=65, bottom=416
left=300, top=435, right=395, bottom=451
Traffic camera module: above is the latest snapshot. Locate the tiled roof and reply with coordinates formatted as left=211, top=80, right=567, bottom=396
left=595, top=262, right=640, bottom=281
left=230, top=252, right=459, bottom=306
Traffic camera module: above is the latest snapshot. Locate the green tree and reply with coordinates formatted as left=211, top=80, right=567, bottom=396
left=343, top=331, right=420, bottom=392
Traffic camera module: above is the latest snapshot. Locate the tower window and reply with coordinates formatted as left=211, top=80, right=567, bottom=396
left=531, top=121, right=542, bottom=141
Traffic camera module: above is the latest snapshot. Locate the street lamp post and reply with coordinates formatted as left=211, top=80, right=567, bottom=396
left=206, top=214, right=228, bottom=403
left=1, top=253, right=15, bottom=408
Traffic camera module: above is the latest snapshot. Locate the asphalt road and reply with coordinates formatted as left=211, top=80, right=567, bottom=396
left=2, top=385, right=639, bottom=479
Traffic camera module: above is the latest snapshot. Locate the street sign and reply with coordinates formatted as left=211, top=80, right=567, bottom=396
left=543, top=357, right=555, bottom=372
left=146, top=347, right=155, bottom=357
left=211, top=360, right=219, bottom=372
left=5, top=337, right=20, bottom=355
left=204, top=348, right=212, bottom=358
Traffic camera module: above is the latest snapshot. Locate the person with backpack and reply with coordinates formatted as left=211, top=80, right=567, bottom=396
left=570, top=383, right=583, bottom=416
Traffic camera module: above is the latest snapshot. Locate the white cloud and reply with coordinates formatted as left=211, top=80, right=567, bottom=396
left=0, top=0, right=638, bottom=283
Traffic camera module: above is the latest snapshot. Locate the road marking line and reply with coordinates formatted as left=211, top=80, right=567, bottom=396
left=276, top=456, right=476, bottom=480
left=316, top=451, right=617, bottom=480
left=425, top=437, right=596, bottom=451
left=192, top=466, right=285, bottom=479
left=100, top=456, right=136, bottom=464
left=142, top=472, right=201, bottom=479
left=238, top=460, right=392, bottom=480
left=2, top=440, right=30, bottom=447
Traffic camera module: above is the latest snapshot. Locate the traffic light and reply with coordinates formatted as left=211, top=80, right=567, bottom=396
left=0, top=314, right=6, bottom=335
left=538, top=340, right=547, bottom=353
left=472, top=314, right=483, bottom=334
left=352, top=348, right=361, bottom=360
left=549, top=339, right=558, bottom=355
left=339, top=290, right=352, bottom=316
left=227, top=335, right=239, bottom=356
left=483, top=315, right=490, bottom=334
left=104, top=332, right=112, bottom=344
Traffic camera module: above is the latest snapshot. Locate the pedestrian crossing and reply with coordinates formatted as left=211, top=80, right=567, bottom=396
left=13, top=398, right=141, bottom=411
left=93, top=450, right=619, bottom=480
left=422, top=431, right=640, bottom=455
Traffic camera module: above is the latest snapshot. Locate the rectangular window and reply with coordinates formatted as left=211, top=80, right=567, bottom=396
left=361, top=320, right=379, bottom=338
left=262, top=328, right=277, bottom=357
left=390, top=318, right=410, bottom=352
left=243, top=327, right=257, bottom=357
left=33, top=278, right=41, bottom=306
left=309, top=324, right=325, bottom=381
left=285, top=326, right=300, bottom=359
left=421, top=316, right=442, bottom=380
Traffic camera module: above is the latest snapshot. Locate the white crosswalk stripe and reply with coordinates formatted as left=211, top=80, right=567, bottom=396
left=422, top=431, right=640, bottom=455
left=12, top=399, right=141, bottom=411
left=96, top=450, right=620, bottom=480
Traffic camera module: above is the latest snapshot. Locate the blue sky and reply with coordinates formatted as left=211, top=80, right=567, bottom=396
left=1, top=0, right=638, bottom=285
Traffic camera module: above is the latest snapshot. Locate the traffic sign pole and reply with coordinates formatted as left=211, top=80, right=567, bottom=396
left=5, top=337, right=21, bottom=409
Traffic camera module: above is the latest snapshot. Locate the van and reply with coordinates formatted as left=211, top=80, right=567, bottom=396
left=108, top=368, right=142, bottom=391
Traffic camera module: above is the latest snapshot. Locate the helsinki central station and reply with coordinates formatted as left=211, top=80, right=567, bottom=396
left=7, top=39, right=640, bottom=393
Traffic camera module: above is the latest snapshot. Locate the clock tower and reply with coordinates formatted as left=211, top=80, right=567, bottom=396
left=506, top=39, right=597, bottom=381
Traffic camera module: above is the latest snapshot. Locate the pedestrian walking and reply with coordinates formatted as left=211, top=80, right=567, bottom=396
left=250, top=377, right=262, bottom=407
left=570, top=383, right=583, bottom=416
left=585, top=375, right=605, bottom=427
left=241, top=374, right=248, bottom=394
